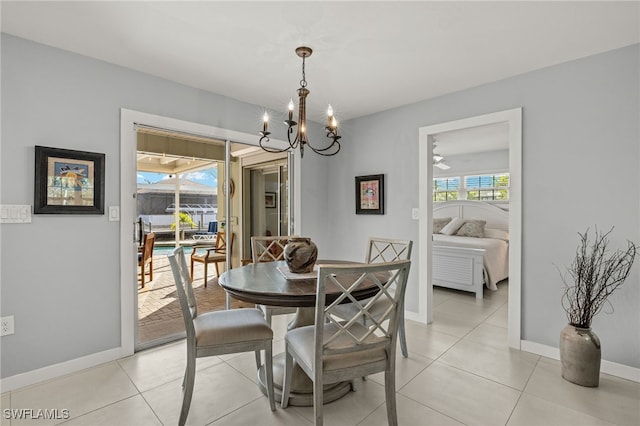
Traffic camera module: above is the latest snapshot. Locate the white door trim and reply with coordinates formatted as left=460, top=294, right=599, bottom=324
left=417, top=108, right=522, bottom=348
left=119, top=109, right=300, bottom=356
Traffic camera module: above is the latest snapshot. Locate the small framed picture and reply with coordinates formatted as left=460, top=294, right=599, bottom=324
left=355, top=174, right=384, bottom=215
left=34, top=146, right=105, bottom=214
left=265, top=192, right=277, bottom=208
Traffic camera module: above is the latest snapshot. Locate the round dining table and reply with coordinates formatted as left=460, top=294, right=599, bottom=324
left=218, top=259, right=379, bottom=407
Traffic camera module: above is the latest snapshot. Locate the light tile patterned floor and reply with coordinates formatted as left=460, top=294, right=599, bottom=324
left=2, top=283, right=638, bottom=425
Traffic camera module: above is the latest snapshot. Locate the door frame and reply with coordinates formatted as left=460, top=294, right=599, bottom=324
left=119, top=109, right=300, bottom=356
left=417, top=108, right=522, bottom=348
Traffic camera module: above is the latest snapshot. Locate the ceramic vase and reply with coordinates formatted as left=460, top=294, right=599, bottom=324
left=284, top=237, right=317, bottom=273
left=559, top=324, right=601, bottom=387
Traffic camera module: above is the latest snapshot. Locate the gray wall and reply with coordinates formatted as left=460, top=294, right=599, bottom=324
left=330, top=43, right=639, bottom=368
left=0, top=34, right=329, bottom=378
left=1, top=34, right=638, bottom=378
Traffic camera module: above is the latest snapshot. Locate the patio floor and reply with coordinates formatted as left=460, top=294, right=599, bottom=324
left=137, top=251, right=252, bottom=347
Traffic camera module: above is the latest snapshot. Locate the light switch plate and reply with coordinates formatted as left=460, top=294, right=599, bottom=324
left=109, top=206, right=120, bottom=222
left=411, top=208, right=419, bottom=220
left=0, top=205, right=32, bottom=223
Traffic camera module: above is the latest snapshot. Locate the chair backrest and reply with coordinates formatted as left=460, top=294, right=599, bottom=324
left=214, top=230, right=231, bottom=253
left=366, top=237, right=413, bottom=264
left=314, top=260, right=412, bottom=364
left=251, top=236, right=289, bottom=263
left=168, top=247, right=198, bottom=339
left=140, top=232, right=156, bottom=264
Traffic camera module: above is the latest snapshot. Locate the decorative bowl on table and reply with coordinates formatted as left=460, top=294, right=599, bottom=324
left=284, top=237, right=317, bottom=273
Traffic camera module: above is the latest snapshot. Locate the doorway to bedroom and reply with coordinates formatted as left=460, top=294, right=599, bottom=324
left=418, top=108, right=522, bottom=348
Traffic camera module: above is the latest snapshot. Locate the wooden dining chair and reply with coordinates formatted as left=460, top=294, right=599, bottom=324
left=190, top=230, right=234, bottom=287
left=250, top=236, right=297, bottom=324
left=281, top=260, right=412, bottom=426
left=331, top=237, right=413, bottom=357
left=138, top=232, right=155, bottom=288
left=168, top=247, right=276, bottom=426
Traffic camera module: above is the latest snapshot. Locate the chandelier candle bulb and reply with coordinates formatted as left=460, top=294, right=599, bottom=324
left=288, top=100, right=294, bottom=121
left=262, top=112, right=269, bottom=132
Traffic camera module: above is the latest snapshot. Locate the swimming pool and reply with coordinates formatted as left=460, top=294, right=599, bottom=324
left=153, top=246, right=191, bottom=256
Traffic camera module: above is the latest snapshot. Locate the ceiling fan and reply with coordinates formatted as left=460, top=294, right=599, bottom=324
left=432, top=142, right=451, bottom=170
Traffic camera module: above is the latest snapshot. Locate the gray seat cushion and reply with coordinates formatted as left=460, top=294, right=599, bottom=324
left=194, top=308, right=273, bottom=347
left=286, top=322, right=388, bottom=372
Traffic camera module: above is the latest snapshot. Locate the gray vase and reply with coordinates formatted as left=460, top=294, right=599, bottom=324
left=559, top=324, right=601, bottom=387
left=284, top=237, right=317, bottom=273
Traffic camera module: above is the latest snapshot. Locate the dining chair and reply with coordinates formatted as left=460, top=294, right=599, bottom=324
left=281, top=260, right=412, bottom=426
left=190, top=230, right=234, bottom=287
left=250, top=236, right=297, bottom=324
left=331, top=238, right=413, bottom=357
left=168, top=247, right=276, bottom=426
left=138, top=232, right=155, bottom=288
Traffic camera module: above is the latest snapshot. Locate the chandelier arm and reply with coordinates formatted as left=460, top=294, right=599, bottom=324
left=308, top=140, right=341, bottom=156
left=259, top=134, right=290, bottom=154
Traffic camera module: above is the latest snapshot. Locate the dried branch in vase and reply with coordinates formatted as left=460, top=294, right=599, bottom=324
left=559, top=227, right=638, bottom=328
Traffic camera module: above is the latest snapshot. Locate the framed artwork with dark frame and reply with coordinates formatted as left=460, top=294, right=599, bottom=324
left=355, top=174, right=385, bottom=214
left=34, top=145, right=105, bottom=214
left=265, top=192, right=277, bottom=208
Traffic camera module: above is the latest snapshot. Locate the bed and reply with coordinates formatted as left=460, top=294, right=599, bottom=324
left=432, top=200, right=509, bottom=299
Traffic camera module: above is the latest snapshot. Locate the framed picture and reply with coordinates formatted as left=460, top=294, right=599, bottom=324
left=355, top=174, right=385, bottom=214
left=265, top=192, right=276, bottom=208
left=34, top=145, right=105, bottom=214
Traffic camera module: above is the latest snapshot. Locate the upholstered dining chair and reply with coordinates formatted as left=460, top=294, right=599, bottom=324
left=281, top=260, right=412, bottom=426
left=168, top=247, right=276, bottom=426
left=190, top=230, right=234, bottom=287
left=250, top=236, right=297, bottom=324
left=331, top=237, right=413, bottom=357
left=138, top=232, right=155, bottom=288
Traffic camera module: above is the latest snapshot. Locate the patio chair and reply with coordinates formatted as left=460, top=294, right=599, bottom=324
left=138, top=232, right=155, bottom=288
left=281, top=260, right=412, bottom=426
left=190, top=230, right=234, bottom=287
left=331, top=237, right=413, bottom=357
left=193, top=221, right=218, bottom=241
left=250, top=236, right=297, bottom=324
left=168, top=247, right=275, bottom=426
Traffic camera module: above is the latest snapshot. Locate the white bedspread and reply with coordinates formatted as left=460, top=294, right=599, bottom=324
left=433, top=234, right=509, bottom=290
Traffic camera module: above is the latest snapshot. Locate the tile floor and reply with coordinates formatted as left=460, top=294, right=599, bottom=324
left=2, top=283, right=639, bottom=425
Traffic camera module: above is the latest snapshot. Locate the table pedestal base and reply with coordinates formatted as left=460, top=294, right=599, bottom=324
left=257, top=353, right=352, bottom=406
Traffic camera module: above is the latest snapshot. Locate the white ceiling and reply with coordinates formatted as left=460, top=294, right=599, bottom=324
left=2, top=1, right=638, bottom=127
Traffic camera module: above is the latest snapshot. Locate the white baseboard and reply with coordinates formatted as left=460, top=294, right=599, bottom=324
left=0, top=347, right=123, bottom=392
left=521, top=339, right=640, bottom=383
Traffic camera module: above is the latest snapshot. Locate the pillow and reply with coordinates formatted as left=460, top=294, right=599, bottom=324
left=440, top=217, right=465, bottom=235
left=484, top=228, right=509, bottom=241
left=432, top=217, right=452, bottom=234
left=455, top=219, right=486, bottom=238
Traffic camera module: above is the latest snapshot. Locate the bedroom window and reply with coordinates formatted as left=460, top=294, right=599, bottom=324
left=433, top=177, right=459, bottom=201
left=465, top=173, right=509, bottom=201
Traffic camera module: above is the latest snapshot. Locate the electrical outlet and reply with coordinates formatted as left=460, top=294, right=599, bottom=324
left=1, top=316, right=15, bottom=336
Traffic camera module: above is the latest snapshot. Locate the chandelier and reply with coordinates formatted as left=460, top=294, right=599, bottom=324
left=259, top=46, right=341, bottom=158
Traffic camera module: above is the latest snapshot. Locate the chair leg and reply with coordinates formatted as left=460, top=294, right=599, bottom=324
left=149, top=259, right=153, bottom=281
left=203, top=263, right=208, bottom=287
left=281, top=346, right=293, bottom=408
left=264, top=343, right=276, bottom=411
left=254, top=350, right=261, bottom=371
left=190, top=259, right=195, bottom=282
left=384, top=365, right=398, bottom=426
left=399, top=311, right=408, bottom=358
left=140, top=265, right=145, bottom=288
left=179, top=356, right=196, bottom=426
left=313, top=372, right=324, bottom=426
